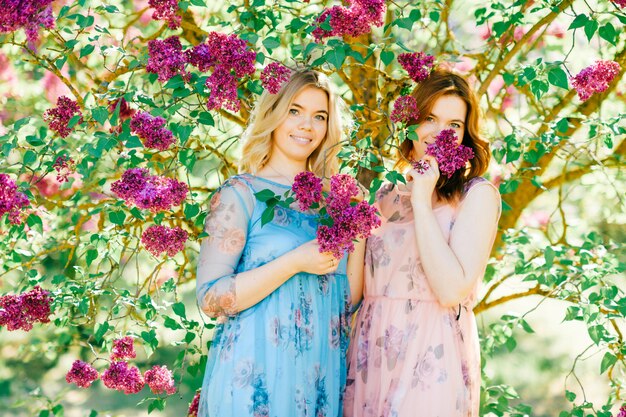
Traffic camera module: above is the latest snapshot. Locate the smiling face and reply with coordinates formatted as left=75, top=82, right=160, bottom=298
left=270, top=86, right=329, bottom=167
left=411, top=94, right=467, bottom=160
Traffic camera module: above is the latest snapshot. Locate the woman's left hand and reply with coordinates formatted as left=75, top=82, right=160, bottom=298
left=406, top=155, right=440, bottom=208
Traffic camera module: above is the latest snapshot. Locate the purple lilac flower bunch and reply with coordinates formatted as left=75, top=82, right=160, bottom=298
left=111, top=168, right=188, bottom=212
left=43, top=96, right=83, bottom=138
left=0, top=174, right=30, bottom=224
left=101, top=361, right=145, bottom=394
left=141, top=225, right=188, bottom=257
left=52, top=155, right=75, bottom=183
left=292, top=172, right=323, bottom=211
left=292, top=173, right=380, bottom=259
left=111, top=336, right=136, bottom=361
left=66, top=360, right=99, bottom=388
left=260, top=62, right=292, bottom=94
left=425, top=129, right=474, bottom=178
left=398, top=52, right=436, bottom=83
left=185, top=32, right=256, bottom=112
left=571, top=60, right=621, bottom=101
left=0, top=286, right=51, bottom=331
left=390, top=96, right=420, bottom=124
left=313, top=0, right=385, bottom=41
left=130, top=111, right=176, bottom=151
left=144, top=365, right=177, bottom=395
left=0, top=0, right=55, bottom=43
left=617, top=405, right=626, bottom=417
left=188, top=390, right=201, bottom=416
left=612, top=0, right=625, bottom=8
left=148, top=0, right=181, bottom=29
left=146, top=36, right=187, bottom=83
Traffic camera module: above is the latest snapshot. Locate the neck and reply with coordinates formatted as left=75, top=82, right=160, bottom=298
left=264, top=155, right=307, bottom=180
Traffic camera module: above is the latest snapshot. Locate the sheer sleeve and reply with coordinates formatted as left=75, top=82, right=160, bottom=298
left=196, top=177, right=255, bottom=320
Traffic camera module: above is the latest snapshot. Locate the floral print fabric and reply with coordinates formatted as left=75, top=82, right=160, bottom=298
left=344, top=178, right=500, bottom=417
left=196, top=174, right=352, bottom=417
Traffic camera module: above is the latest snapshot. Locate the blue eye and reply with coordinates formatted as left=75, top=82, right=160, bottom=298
left=315, top=114, right=327, bottom=121
left=289, top=108, right=299, bottom=115
left=450, top=122, right=462, bottom=129
left=425, top=116, right=435, bottom=122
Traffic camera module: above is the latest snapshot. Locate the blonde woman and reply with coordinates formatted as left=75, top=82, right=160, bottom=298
left=196, top=70, right=364, bottom=417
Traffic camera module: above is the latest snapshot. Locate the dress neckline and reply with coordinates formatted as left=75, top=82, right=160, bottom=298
left=246, top=173, right=292, bottom=188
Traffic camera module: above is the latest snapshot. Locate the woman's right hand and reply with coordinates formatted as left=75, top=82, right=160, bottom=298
left=289, top=239, right=339, bottom=275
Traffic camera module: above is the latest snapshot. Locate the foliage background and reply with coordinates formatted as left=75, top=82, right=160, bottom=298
left=0, top=0, right=625, bottom=416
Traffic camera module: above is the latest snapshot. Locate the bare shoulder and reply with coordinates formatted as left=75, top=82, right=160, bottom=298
left=458, top=179, right=501, bottom=219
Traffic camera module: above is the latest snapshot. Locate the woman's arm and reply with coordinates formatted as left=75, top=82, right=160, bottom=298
left=346, top=238, right=366, bottom=306
left=409, top=158, right=501, bottom=307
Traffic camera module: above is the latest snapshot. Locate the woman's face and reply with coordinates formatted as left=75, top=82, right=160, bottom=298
left=271, top=86, right=329, bottom=165
left=412, top=94, right=467, bottom=160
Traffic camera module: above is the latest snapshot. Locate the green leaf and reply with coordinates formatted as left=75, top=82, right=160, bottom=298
left=164, top=316, right=182, bottom=330
left=584, top=20, right=598, bottom=42
left=184, top=203, right=200, bottom=220
left=262, top=37, right=281, bottom=52
left=544, top=246, right=555, bottom=267
left=261, top=206, right=275, bottom=225
left=600, top=352, right=616, bottom=374
left=565, top=390, right=576, bottom=402
left=568, top=14, right=588, bottom=30
left=25, top=135, right=44, bottom=147
left=380, top=50, right=394, bottom=67
left=86, top=249, right=98, bottom=267
left=530, top=80, right=548, bottom=100
left=598, top=23, right=616, bottom=45
left=23, top=150, right=37, bottom=166
left=13, top=117, right=31, bottom=131
left=94, top=321, right=110, bottom=342
left=326, top=47, right=346, bottom=70
left=547, top=67, right=568, bottom=90
left=172, top=302, right=186, bottom=319
left=255, top=189, right=276, bottom=202
left=189, top=0, right=205, bottom=6
left=79, top=44, right=95, bottom=58
left=91, top=106, right=109, bottom=125
left=198, top=112, right=214, bottom=126
left=108, top=211, right=126, bottom=226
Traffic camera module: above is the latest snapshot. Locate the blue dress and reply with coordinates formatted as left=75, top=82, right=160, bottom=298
left=196, top=174, right=352, bottom=417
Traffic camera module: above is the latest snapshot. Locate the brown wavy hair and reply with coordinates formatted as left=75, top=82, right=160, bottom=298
left=397, top=69, right=491, bottom=201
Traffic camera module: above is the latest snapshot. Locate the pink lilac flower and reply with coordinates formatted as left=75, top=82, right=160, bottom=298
left=326, top=173, right=359, bottom=215
left=109, top=97, right=135, bottom=120
left=398, top=52, right=436, bottom=83
left=148, top=0, right=181, bottom=29
left=52, top=155, right=75, bottom=183
left=144, top=365, right=177, bottom=395
left=410, top=159, right=430, bottom=174
left=0, top=173, right=30, bottom=224
left=101, top=361, right=145, bottom=394
left=43, top=96, right=83, bottom=138
left=111, top=168, right=188, bottom=212
left=146, top=36, right=187, bottom=83
left=425, top=129, right=475, bottom=178
left=292, top=171, right=323, bottom=211
left=312, top=0, right=385, bottom=41
left=571, top=60, right=621, bottom=101
left=111, top=336, right=136, bottom=361
left=260, top=63, right=291, bottom=94
left=188, top=390, right=201, bottom=417
left=141, top=225, right=188, bottom=257
left=390, top=96, right=419, bottom=124
left=0, top=0, right=55, bottom=43
left=65, top=360, right=99, bottom=388
left=0, top=286, right=51, bottom=331
left=130, top=111, right=176, bottom=151
left=185, top=32, right=256, bottom=112
left=617, top=405, right=626, bottom=417
left=612, top=0, right=625, bottom=8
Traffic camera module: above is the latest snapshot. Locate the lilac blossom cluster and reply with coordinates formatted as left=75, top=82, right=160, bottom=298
left=410, top=159, right=430, bottom=174
left=0, top=286, right=51, bottom=331
left=612, top=0, right=626, bottom=8
left=617, top=405, right=626, bottom=417
left=571, top=60, right=621, bottom=101
left=292, top=171, right=323, bottom=211
left=0, top=0, right=55, bottom=43
left=148, top=0, right=181, bottom=29
left=186, top=32, right=256, bottom=112
left=291, top=173, right=380, bottom=258
left=188, top=390, right=201, bottom=416
left=141, top=225, right=188, bottom=257
left=144, top=365, right=177, bottom=395
left=313, top=0, right=386, bottom=41
left=260, top=62, right=292, bottom=94
left=111, top=336, right=136, bottom=361
left=390, top=95, right=420, bottom=124
left=66, top=360, right=99, bottom=388
left=111, top=168, right=188, bottom=212
left=398, top=52, right=436, bottom=83
left=130, top=111, right=176, bottom=151
left=146, top=36, right=187, bottom=83
left=43, top=96, right=83, bottom=138
left=101, top=361, right=145, bottom=394
left=0, top=173, right=30, bottom=224
left=52, top=155, right=75, bottom=183
left=426, top=129, right=474, bottom=178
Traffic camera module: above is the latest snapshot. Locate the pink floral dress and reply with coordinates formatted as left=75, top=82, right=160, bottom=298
left=343, top=178, right=500, bottom=417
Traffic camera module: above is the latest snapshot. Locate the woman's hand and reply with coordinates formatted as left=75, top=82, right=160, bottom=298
left=406, top=155, right=440, bottom=209
left=289, top=239, right=339, bottom=275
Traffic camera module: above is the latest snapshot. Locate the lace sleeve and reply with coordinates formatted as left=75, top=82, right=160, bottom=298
left=196, top=177, right=254, bottom=320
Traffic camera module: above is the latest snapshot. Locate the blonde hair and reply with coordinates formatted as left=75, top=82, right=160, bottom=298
left=239, top=70, right=347, bottom=178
